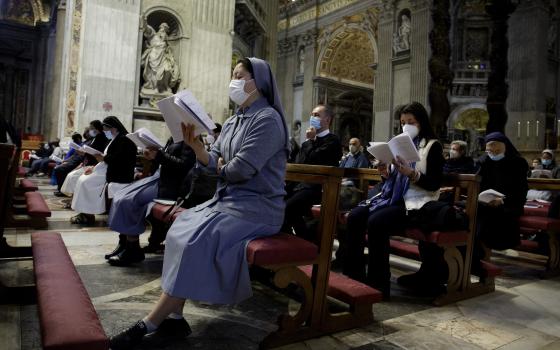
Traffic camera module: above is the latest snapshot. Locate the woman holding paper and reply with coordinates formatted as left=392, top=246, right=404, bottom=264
left=110, top=57, right=289, bottom=349
left=474, top=132, right=528, bottom=261
left=342, top=102, right=445, bottom=299
left=60, top=120, right=109, bottom=196
left=70, top=116, right=137, bottom=225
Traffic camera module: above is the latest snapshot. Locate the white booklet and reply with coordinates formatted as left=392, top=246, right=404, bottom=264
left=157, top=90, right=216, bottom=142
left=68, top=141, right=83, bottom=151
left=366, top=133, right=420, bottom=164
left=126, top=127, right=165, bottom=149
left=82, top=145, right=103, bottom=156
left=478, top=189, right=505, bottom=204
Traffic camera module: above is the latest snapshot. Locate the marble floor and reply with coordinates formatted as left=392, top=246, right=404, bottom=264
left=1, top=177, right=560, bottom=350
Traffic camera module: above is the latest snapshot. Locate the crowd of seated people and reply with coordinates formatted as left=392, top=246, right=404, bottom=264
left=13, top=55, right=560, bottom=348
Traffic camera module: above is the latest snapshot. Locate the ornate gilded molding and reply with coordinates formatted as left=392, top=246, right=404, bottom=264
left=278, top=0, right=362, bottom=31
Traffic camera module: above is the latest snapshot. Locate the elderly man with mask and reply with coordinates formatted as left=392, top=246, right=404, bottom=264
left=339, top=137, right=370, bottom=169
left=443, top=140, right=478, bottom=174
left=282, top=104, right=342, bottom=240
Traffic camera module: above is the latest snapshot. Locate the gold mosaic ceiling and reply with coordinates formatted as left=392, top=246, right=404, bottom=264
left=318, top=28, right=375, bottom=86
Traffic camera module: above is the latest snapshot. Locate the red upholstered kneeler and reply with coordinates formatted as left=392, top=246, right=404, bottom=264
left=32, top=232, right=109, bottom=350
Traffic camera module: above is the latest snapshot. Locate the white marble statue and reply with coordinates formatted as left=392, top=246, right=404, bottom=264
left=298, top=48, right=305, bottom=75
left=393, top=14, right=411, bottom=55
left=398, top=14, right=411, bottom=51
left=140, top=19, right=180, bottom=100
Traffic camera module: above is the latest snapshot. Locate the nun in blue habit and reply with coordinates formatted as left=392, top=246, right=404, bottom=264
left=110, top=57, right=289, bottom=349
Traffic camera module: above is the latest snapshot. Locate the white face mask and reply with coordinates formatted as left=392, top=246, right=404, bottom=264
left=229, top=79, right=253, bottom=105
left=104, top=130, right=113, bottom=140
left=349, top=145, right=359, bottom=154
left=88, top=129, right=97, bottom=138
left=449, top=149, right=460, bottom=159
left=402, top=124, right=419, bottom=139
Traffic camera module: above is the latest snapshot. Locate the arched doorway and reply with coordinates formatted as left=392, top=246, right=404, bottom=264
left=448, top=104, right=489, bottom=156
left=314, top=25, right=377, bottom=143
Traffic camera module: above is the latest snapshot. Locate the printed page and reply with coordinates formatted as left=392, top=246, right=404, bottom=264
left=387, top=133, right=420, bottom=163
left=137, top=127, right=164, bottom=148
left=82, top=145, right=103, bottom=156
left=126, top=133, right=148, bottom=148
left=68, top=141, right=82, bottom=151
left=367, top=142, right=394, bottom=164
left=478, top=189, right=506, bottom=204
left=174, top=90, right=216, bottom=135
left=157, top=96, right=186, bottom=143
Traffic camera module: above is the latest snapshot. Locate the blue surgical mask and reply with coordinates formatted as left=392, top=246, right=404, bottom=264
left=104, top=130, right=113, bottom=140
left=488, top=152, right=505, bottom=161
left=542, top=159, right=552, bottom=166
left=310, top=116, right=322, bottom=130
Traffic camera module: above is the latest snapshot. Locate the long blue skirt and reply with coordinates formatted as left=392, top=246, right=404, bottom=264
left=161, top=206, right=280, bottom=304
left=108, top=174, right=159, bottom=235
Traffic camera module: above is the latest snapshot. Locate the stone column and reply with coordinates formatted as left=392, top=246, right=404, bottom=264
left=45, top=1, right=67, bottom=139
left=187, top=0, right=235, bottom=123
left=373, top=0, right=395, bottom=141
left=409, top=0, right=431, bottom=107
left=302, top=28, right=318, bottom=118
left=506, top=0, right=548, bottom=152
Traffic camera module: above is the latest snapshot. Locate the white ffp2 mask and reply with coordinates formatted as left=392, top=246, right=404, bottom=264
left=229, top=79, right=252, bottom=105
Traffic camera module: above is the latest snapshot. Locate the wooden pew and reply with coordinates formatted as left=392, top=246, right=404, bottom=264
left=148, top=164, right=383, bottom=348
left=254, top=164, right=382, bottom=348
left=343, top=168, right=496, bottom=306
left=3, top=146, right=51, bottom=229
left=516, top=178, right=560, bottom=276
left=0, top=144, right=35, bottom=305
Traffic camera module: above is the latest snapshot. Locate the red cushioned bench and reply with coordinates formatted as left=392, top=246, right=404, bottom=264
left=25, top=191, right=51, bottom=218
left=19, top=178, right=39, bottom=192
left=342, top=169, right=496, bottom=305
left=17, top=166, right=28, bottom=177
left=516, top=215, right=560, bottom=275
left=32, top=232, right=109, bottom=350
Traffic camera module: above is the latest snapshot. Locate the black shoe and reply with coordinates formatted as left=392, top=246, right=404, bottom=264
left=108, top=246, right=145, bottom=266
left=144, top=318, right=192, bottom=343
left=53, top=191, right=67, bottom=197
left=142, top=243, right=165, bottom=254
left=105, top=236, right=126, bottom=260
left=109, top=320, right=148, bottom=350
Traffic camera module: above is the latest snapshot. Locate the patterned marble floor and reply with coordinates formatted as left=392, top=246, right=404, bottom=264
left=1, top=176, right=560, bottom=350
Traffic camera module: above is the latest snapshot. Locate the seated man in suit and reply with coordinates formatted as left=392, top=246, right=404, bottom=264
left=282, top=104, right=342, bottom=240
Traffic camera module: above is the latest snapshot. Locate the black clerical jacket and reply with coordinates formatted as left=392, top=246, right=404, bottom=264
left=104, top=134, right=137, bottom=183
left=293, top=133, right=342, bottom=191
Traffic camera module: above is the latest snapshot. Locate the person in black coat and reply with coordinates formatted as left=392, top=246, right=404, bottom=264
left=282, top=104, right=342, bottom=240
left=70, top=116, right=136, bottom=225
left=106, top=137, right=196, bottom=265
left=473, top=132, right=528, bottom=262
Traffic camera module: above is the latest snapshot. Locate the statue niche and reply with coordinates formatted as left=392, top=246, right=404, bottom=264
left=139, top=13, right=181, bottom=106
left=392, top=10, right=411, bottom=55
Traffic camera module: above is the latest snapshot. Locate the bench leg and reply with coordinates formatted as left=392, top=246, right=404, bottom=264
left=544, top=232, right=560, bottom=276
left=260, top=266, right=316, bottom=348
left=443, top=246, right=463, bottom=293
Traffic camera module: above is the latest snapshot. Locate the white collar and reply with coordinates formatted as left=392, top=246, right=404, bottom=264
left=317, top=129, right=330, bottom=138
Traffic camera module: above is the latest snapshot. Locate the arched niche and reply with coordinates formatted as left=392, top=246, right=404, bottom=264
left=316, top=26, right=377, bottom=88
left=448, top=103, right=489, bottom=155
left=139, top=8, right=184, bottom=101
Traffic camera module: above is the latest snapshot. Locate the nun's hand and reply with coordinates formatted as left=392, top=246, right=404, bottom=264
left=181, top=123, right=204, bottom=152
left=181, top=122, right=210, bottom=166
left=217, top=157, right=225, bottom=173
